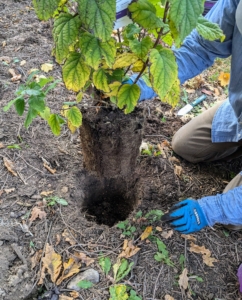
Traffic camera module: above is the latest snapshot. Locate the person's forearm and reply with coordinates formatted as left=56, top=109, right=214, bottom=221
left=198, top=183, right=242, bottom=226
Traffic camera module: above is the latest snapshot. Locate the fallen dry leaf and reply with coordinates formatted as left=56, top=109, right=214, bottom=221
left=2, top=41, right=6, bottom=47
left=0, top=56, right=11, bottom=63
left=165, top=296, right=174, bottom=300
left=39, top=243, right=62, bottom=284
left=20, top=60, right=26, bottom=66
left=0, top=142, right=4, bottom=149
left=201, top=89, right=213, bottom=95
left=156, top=226, right=162, bottom=232
left=3, top=157, right=17, bottom=176
left=29, top=206, right=47, bottom=222
left=56, top=257, right=82, bottom=285
left=41, top=63, right=53, bottom=73
left=178, top=267, right=189, bottom=290
left=174, top=164, right=183, bottom=177
left=43, top=162, right=56, bottom=174
left=181, top=234, right=196, bottom=241
left=40, top=190, right=54, bottom=196
left=140, top=226, right=153, bottom=240
left=4, top=188, right=15, bottom=194
left=30, top=250, right=43, bottom=269
left=118, top=239, right=141, bottom=258
left=62, top=229, right=76, bottom=246
left=169, top=156, right=180, bottom=164
left=189, top=242, right=218, bottom=267
left=55, top=234, right=61, bottom=246
left=214, top=87, right=220, bottom=96
left=70, top=291, right=79, bottom=299
left=73, top=252, right=95, bottom=266
left=218, top=72, right=230, bottom=86
left=185, top=88, right=195, bottom=94
left=59, top=296, right=73, bottom=300
left=8, top=68, right=21, bottom=81
left=161, top=230, right=174, bottom=239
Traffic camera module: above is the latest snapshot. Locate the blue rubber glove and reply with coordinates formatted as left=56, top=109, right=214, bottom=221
left=123, top=75, right=157, bottom=102
left=161, top=199, right=208, bottom=234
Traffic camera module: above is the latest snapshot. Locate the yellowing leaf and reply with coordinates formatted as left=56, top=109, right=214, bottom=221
left=117, top=83, right=140, bottom=114
left=178, top=268, right=189, bottom=290
left=56, top=257, right=82, bottom=285
left=105, top=81, right=121, bottom=97
left=132, top=60, right=144, bottom=72
left=218, top=72, right=230, bottom=87
left=41, top=63, right=53, bottom=73
left=29, top=206, right=47, bottom=222
left=41, top=243, right=62, bottom=284
left=3, top=157, right=17, bottom=176
left=93, top=69, right=110, bottom=92
left=140, top=226, right=153, bottom=240
left=118, top=239, right=141, bottom=258
left=109, top=284, right=129, bottom=300
left=113, top=53, right=138, bottom=69
left=40, top=190, right=54, bottom=196
left=66, top=106, right=82, bottom=127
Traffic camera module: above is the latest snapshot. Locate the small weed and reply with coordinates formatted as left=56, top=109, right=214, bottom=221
left=116, top=220, right=136, bottom=237
left=161, top=116, right=166, bottom=122
left=46, top=196, right=68, bottom=206
left=7, top=144, right=21, bottom=150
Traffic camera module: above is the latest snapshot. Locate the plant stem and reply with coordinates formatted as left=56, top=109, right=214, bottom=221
left=133, top=1, right=170, bottom=84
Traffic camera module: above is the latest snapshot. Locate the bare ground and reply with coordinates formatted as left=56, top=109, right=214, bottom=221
left=0, top=1, right=242, bottom=299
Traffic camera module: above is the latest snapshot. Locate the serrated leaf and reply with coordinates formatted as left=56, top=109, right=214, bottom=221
left=93, top=69, right=110, bottom=92
left=77, top=280, right=93, bottom=289
left=39, top=107, right=51, bottom=121
left=113, top=53, right=139, bottom=69
left=105, top=81, right=122, bottom=97
left=28, top=95, right=46, bottom=112
left=109, top=284, right=129, bottom=300
left=99, top=257, right=111, bottom=275
left=129, top=36, right=153, bottom=59
left=196, top=16, right=225, bottom=42
left=79, top=33, right=116, bottom=69
left=66, top=106, right=82, bottom=127
left=129, top=0, right=164, bottom=29
left=48, top=114, right=64, bottom=135
left=33, top=0, right=62, bottom=20
left=132, top=60, right=144, bottom=72
left=150, top=48, right=178, bottom=100
left=24, top=108, right=39, bottom=128
left=53, top=14, right=81, bottom=63
left=163, top=79, right=180, bottom=107
left=123, top=23, right=141, bottom=41
left=14, top=98, right=25, bottom=116
left=77, top=0, right=116, bottom=41
left=169, top=0, right=204, bottom=41
left=115, top=259, right=134, bottom=283
left=117, top=84, right=140, bottom=114
left=63, top=53, right=91, bottom=92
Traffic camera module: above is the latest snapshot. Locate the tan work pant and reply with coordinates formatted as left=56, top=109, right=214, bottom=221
left=172, top=102, right=242, bottom=229
left=172, top=101, right=242, bottom=163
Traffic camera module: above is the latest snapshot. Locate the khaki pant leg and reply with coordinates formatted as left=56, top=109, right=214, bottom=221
left=172, top=101, right=242, bottom=163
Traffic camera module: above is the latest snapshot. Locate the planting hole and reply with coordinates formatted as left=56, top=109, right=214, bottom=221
left=82, top=176, right=138, bottom=227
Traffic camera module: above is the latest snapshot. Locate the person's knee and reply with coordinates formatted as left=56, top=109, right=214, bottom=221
left=172, top=133, right=198, bottom=163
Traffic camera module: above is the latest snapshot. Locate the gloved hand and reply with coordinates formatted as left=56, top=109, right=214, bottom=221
left=161, top=199, right=208, bottom=234
left=122, top=75, right=157, bottom=102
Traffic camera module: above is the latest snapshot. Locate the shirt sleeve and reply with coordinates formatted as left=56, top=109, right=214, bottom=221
left=174, top=0, right=237, bottom=84
left=198, top=184, right=242, bottom=226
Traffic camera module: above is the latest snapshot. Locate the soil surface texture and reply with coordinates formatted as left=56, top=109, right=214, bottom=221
left=0, top=1, right=242, bottom=300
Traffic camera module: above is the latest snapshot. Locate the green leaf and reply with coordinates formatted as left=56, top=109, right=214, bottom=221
left=76, top=280, right=93, bottom=289
left=39, top=107, right=51, bottom=121
left=145, top=209, right=164, bottom=221
left=129, top=36, right=153, bottom=60
left=63, top=53, right=91, bottom=92
left=38, top=76, right=54, bottom=88
left=77, top=0, right=116, bottom=41
left=33, top=0, right=62, bottom=20
left=113, top=53, right=139, bottom=70
left=109, top=284, right=129, bottom=300
left=196, top=16, right=225, bottom=42
left=66, top=106, right=82, bottom=127
left=116, top=220, right=128, bottom=230
left=51, top=196, right=68, bottom=206
left=93, top=69, right=110, bottom=92
left=7, top=144, right=21, bottom=150
left=117, top=84, right=140, bottom=114
left=129, top=290, right=142, bottom=300
left=115, top=259, right=134, bottom=283
left=28, top=96, right=45, bottom=112
left=169, top=0, right=204, bottom=41
left=150, top=48, right=178, bottom=100
left=99, top=257, right=111, bottom=275
left=128, top=0, right=164, bottom=29
left=24, top=108, right=39, bottom=128
left=79, top=33, right=116, bottom=69
left=48, top=114, right=64, bottom=135
left=14, top=98, right=25, bottom=116
left=163, top=79, right=180, bottom=107
left=53, top=14, right=81, bottom=63
left=123, top=24, right=141, bottom=41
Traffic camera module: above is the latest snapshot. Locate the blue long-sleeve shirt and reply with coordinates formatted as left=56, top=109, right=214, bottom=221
left=132, top=0, right=242, bottom=226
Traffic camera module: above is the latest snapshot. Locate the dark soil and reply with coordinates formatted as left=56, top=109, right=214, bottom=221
left=0, top=1, right=242, bottom=300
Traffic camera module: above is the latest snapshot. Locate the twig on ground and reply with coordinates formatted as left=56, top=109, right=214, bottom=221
left=11, top=243, right=28, bottom=266
left=152, top=265, right=163, bottom=300
left=17, top=171, right=27, bottom=184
